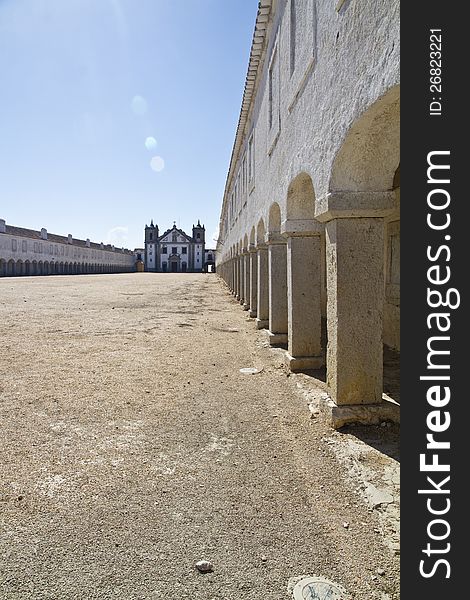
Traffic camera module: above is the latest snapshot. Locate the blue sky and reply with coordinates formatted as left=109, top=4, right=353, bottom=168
left=0, top=0, right=257, bottom=250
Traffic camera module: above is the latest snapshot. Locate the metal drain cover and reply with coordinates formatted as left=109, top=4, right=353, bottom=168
left=292, top=576, right=349, bottom=600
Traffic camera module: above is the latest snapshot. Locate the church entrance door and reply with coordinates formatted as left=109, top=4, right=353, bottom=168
left=171, top=261, right=178, bottom=273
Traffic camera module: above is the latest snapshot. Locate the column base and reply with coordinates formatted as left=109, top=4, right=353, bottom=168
left=242, top=303, right=249, bottom=311
left=319, top=397, right=400, bottom=429
left=256, top=318, right=269, bottom=329
left=235, top=294, right=240, bottom=300
left=268, top=331, right=288, bottom=346
left=285, top=353, right=324, bottom=372
left=249, top=309, right=257, bottom=318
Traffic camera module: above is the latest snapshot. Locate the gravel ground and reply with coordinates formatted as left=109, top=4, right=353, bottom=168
left=0, top=273, right=399, bottom=599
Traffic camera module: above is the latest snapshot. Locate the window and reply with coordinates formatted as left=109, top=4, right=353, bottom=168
left=268, top=46, right=279, bottom=135
left=182, top=247, right=187, bottom=254
left=290, top=0, right=297, bottom=75
left=150, top=232, right=153, bottom=240
left=288, top=0, right=316, bottom=111
left=162, top=246, right=167, bottom=254
left=172, top=233, right=177, bottom=242
left=12, top=239, right=17, bottom=251
left=208, top=254, right=213, bottom=261
left=248, top=131, right=255, bottom=187
left=242, top=156, right=247, bottom=199
left=172, top=247, right=177, bottom=255
left=196, top=233, right=200, bottom=240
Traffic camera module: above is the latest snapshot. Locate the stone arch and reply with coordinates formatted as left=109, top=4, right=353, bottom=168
left=243, top=233, right=249, bottom=251
left=7, top=259, right=15, bottom=276
left=0, top=258, right=6, bottom=276
left=16, top=260, right=24, bottom=276
left=266, top=202, right=287, bottom=345
left=32, top=260, right=37, bottom=275
left=268, top=202, right=281, bottom=233
left=283, top=171, right=326, bottom=372
left=286, top=172, right=316, bottom=220
left=320, top=84, right=400, bottom=414
left=329, top=85, right=400, bottom=193
left=249, top=226, right=256, bottom=247
left=25, top=260, right=31, bottom=276
left=44, top=261, right=50, bottom=276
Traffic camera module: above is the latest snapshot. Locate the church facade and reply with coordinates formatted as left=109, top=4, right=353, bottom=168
left=144, top=220, right=212, bottom=273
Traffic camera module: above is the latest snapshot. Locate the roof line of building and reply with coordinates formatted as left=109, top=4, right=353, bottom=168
left=218, top=0, right=272, bottom=241
left=1, top=221, right=134, bottom=254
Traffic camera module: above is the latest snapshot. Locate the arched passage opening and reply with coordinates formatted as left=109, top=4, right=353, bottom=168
left=255, top=219, right=268, bottom=329
left=317, top=85, right=400, bottom=422
left=240, top=233, right=249, bottom=309
left=267, top=202, right=288, bottom=346
left=283, top=172, right=325, bottom=371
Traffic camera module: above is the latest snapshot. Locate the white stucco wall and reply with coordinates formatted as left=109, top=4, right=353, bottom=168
left=0, top=223, right=135, bottom=273
left=217, top=0, right=400, bottom=261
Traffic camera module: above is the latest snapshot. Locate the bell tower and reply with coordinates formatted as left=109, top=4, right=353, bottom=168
left=144, top=219, right=158, bottom=271
left=145, top=219, right=158, bottom=244
left=192, top=219, right=205, bottom=272
left=192, top=219, right=205, bottom=245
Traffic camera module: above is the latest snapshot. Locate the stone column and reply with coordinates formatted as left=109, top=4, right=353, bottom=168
left=235, top=257, right=240, bottom=299
left=242, top=253, right=250, bottom=310
left=237, top=255, right=244, bottom=304
left=256, top=245, right=269, bottom=329
left=267, top=234, right=288, bottom=345
left=229, top=261, right=232, bottom=289
left=281, top=219, right=324, bottom=371
left=325, top=218, right=384, bottom=404
left=248, top=244, right=258, bottom=318
left=315, top=191, right=399, bottom=427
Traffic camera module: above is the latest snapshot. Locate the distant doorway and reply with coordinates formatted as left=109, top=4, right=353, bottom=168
left=171, top=261, right=178, bottom=273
